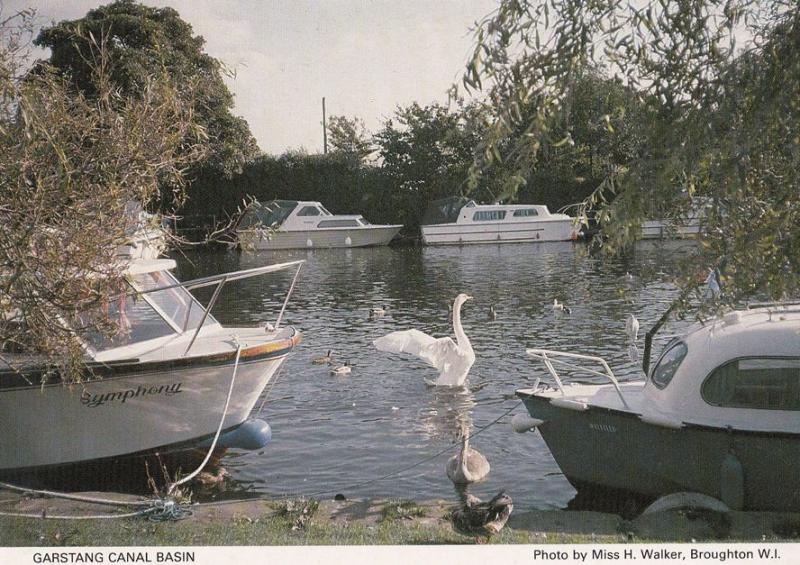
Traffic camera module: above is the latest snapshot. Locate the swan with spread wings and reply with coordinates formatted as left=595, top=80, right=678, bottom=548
left=373, top=293, right=475, bottom=387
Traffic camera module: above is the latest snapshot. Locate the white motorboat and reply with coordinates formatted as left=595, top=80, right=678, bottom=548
left=639, top=197, right=711, bottom=240
left=236, top=200, right=402, bottom=250
left=0, top=253, right=304, bottom=472
left=514, top=305, right=800, bottom=511
left=420, top=197, right=578, bottom=246
left=118, top=200, right=176, bottom=260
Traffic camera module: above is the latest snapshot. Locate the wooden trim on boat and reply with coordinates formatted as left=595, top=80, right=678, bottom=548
left=0, top=328, right=302, bottom=392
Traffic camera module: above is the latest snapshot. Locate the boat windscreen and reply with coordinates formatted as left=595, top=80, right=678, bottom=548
left=421, top=197, right=472, bottom=225
left=239, top=200, right=297, bottom=229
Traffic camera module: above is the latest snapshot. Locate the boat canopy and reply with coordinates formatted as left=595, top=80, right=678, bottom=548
left=239, top=200, right=298, bottom=229
left=422, top=197, right=473, bottom=225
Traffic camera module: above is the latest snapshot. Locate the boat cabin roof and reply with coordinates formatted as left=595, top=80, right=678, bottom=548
left=124, top=259, right=177, bottom=276
left=422, top=196, right=563, bottom=225
left=238, top=200, right=337, bottom=229
left=641, top=306, right=800, bottom=431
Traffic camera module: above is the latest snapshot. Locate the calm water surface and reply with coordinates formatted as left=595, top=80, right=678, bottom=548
left=174, top=241, right=696, bottom=510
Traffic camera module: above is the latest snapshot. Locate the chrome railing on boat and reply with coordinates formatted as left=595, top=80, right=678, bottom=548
left=130, top=260, right=304, bottom=357
left=181, top=260, right=304, bottom=356
left=526, top=348, right=632, bottom=410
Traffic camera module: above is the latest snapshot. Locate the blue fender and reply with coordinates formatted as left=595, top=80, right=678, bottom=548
left=199, top=419, right=272, bottom=451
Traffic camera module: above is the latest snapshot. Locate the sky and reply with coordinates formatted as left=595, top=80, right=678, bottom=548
left=7, top=0, right=500, bottom=155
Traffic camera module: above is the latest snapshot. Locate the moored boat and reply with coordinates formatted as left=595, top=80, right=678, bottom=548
left=639, top=197, right=711, bottom=240
left=0, top=255, right=304, bottom=473
left=236, top=200, right=402, bottom=250
left=420, top=197, right=578, bottom=246
left=514, top=305, right=800, bottom=511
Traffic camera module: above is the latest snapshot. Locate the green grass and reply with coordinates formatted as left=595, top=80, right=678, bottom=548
left=379, top=500, right=427, bottom=523
left=0, top=512, right=626, bottom=546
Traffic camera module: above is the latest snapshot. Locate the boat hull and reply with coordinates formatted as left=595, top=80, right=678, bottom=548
left=421, top=219, right=576, bottom=245
left=239, top=225, right=402, bottom=250
left=518, top=392, right=800, bottom=511
left=0, top=349, right=290, bottom=471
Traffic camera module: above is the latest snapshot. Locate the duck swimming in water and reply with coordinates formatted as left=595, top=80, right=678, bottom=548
left=369, top=305, right=387, bottom=319
left=312, top=350, right=334, bottom=364
left=450, top=491, right=513, bottom=540
left=330, top=361, right=352, bottom=376
left=552, top=299, right=571, bottom=315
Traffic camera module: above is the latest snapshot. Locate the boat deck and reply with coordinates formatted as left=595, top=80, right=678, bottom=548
left=517, top=382, right=646, bottom=413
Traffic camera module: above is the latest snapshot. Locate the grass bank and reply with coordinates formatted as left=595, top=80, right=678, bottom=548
left=1, top=494, right=799, bottom=546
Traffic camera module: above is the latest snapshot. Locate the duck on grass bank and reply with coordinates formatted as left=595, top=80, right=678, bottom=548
left=374, top=293, right=475, bottom=387
left=450, top=491, right=514, bottom=541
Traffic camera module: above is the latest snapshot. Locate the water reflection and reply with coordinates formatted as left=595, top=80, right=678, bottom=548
left=416, top=386, right=476, bottom=442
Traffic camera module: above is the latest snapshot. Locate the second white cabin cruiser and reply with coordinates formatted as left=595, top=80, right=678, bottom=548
left=237, top=200, right=402, bottom=250
left=421, top=197, right=578, bottom=246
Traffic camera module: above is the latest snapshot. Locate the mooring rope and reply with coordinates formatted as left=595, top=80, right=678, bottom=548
left=0, top=481, right=149, bottom=507
left=0, top=508, right=158, bottom=520
left=167, top=340, right=243, bottom=495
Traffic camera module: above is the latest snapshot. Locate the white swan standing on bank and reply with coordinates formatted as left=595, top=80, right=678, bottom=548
left=373, top=293, right=475, bottom=387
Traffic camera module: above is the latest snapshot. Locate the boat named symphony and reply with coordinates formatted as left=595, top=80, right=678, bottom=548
left=0, top=246, right=304, bottom=472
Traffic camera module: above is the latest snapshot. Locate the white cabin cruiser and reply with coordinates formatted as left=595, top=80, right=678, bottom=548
left=237, top=200, right=402, bottom=250
left=0, top=255, right=303, bottom=473
left=421, top=197, right=578, bottom=246
left=514, top=306, right=800, bottom=511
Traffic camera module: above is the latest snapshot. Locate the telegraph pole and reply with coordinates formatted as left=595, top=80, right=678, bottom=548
left=322, top=97, right=328, bottom=154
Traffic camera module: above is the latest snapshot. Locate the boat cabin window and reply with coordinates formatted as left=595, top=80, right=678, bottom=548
left=651, top=341, right=688, bottom=389
left=130, top=271, right=210, bottom=332
left=317, top=219, right=361, bottom=228
left=702, top=358, right=800, bottom=411
left=77, top=271, right=213, bottom=350
left=318, top=205, right=333, bottom=216
left=80, top=290, right=176, bottom=350
left=472, top=210, right=507, bottom=221
left=513, top=208, right=539, bottom=217
left=297, top=206, right=322, bottom=216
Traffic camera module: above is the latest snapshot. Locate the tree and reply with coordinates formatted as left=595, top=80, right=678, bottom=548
left=327, top=115, right=374, bottom=164
left=462, top=0, right=800, bottom=315
left=374, top=102, right=488, bottom=232
left=34, top=0, right=259, bottom=178
left=0, top=9, right=205, bottom=379
left=507, top=68, right=649, bottom=212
